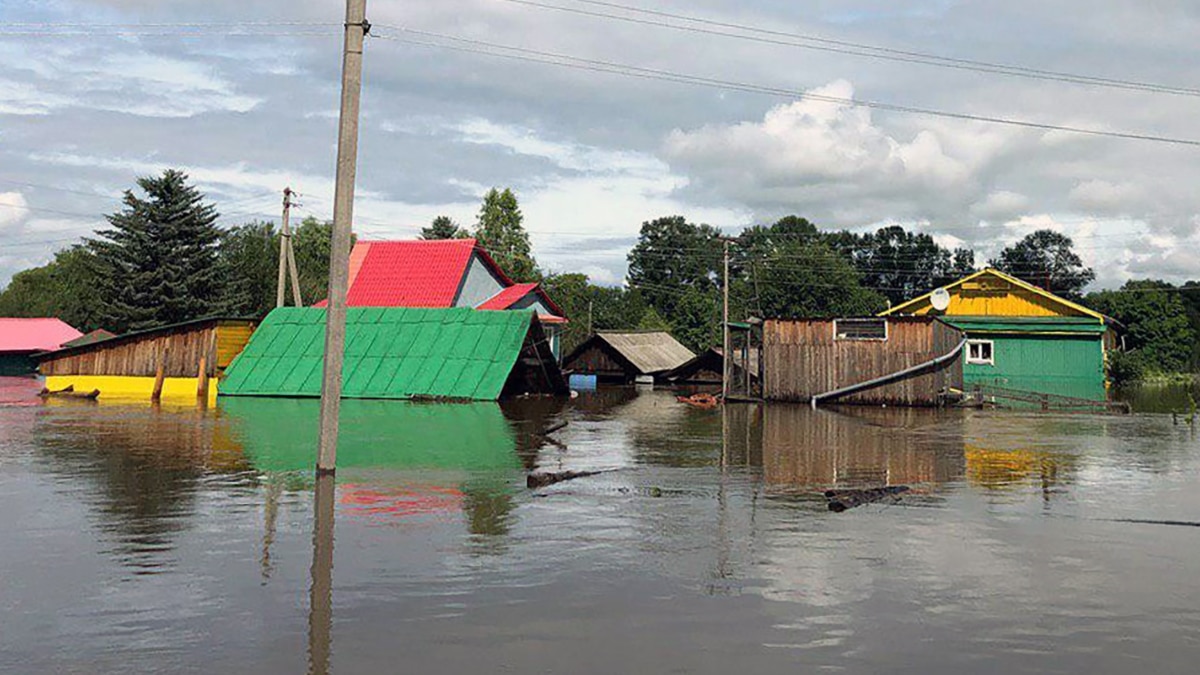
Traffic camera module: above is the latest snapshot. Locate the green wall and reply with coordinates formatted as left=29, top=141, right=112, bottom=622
left=963, top=333, right=1106, bottom=401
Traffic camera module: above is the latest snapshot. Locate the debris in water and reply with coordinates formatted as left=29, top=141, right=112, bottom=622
left=526, top=469, right=606, bottom=489
left=825, top=485, right=910, bottom=512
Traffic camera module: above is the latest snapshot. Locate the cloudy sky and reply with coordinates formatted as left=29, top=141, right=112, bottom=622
left=3, top=0, right=1199, bottom=288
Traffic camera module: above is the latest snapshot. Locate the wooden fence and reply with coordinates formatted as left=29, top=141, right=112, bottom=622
left=762, top=317, right=963, bottom=406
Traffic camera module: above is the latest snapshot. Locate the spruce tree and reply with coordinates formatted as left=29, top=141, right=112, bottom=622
left=420, top=215, right=468, bottom=240
left=474, top=188, right=540, bottom=282
left=89, top=169, right=223, bottom=332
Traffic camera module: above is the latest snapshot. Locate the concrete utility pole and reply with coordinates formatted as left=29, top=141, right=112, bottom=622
left=722, top=238, right=731, bottom=401
left=276, top=187, right=303, bottom=308
left=316, top=0, right=369, bottom=475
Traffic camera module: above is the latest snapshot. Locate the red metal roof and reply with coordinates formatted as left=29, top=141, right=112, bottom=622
left=0, top=318, right=83, bottom=353
left=312, top=238, right=565, bottom=321
left=477, top=283, right=540, bottom=310
left=345, top=239, right=477, bottom=307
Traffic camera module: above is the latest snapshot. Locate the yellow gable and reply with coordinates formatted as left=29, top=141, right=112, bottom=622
left=880, top=269, right=1105, bottom=320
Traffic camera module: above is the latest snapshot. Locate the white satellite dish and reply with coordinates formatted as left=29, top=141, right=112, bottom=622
left=930, top=288, right=951, bottom=312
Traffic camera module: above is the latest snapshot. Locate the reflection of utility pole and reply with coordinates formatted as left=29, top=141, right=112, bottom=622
left=276, top=187, right=304, bottom=307
left=722, top=238, right=731, bottom=400
left=307, top=473, right=336, bottom=675
left=317, top=0, right=370, bottom=474
left=260, top=478, right=283, bottom=581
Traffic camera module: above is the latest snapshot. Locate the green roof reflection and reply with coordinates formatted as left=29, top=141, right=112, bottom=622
left=220, top=398, right=520, bottom=473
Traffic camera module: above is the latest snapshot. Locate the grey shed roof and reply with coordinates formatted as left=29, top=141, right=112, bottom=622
left=594, top=331, right=695, bottom=374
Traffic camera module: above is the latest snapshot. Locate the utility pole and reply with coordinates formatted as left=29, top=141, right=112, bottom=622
left=316, top=0, right=369, bottom=475
left=722, top=238, right=730, bottom=401
left=276, top=187, right=303, bottom=307
left=587, top=299, right=593, bottom=336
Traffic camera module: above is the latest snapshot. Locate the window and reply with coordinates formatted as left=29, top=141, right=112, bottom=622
left=833, top=318, right=887, bottom=341
left=967, top=339, right=994, bottom=365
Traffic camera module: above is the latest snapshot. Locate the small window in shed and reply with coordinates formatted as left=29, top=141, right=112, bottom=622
left=833, top=318, right=888, bottom=341
left=967, top=339, right=994, bottom=365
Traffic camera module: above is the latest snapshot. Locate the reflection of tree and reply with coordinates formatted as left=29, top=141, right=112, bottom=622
left=31, top=405, right=252, bottom=572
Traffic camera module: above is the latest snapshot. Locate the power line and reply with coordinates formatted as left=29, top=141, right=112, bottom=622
left=501, top=0, right=1200, bottom=98
left=370, top=27, right=1200, bottom=148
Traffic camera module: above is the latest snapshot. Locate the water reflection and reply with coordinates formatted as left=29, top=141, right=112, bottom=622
left=307, top=473, right=335, bottom=675
left=760, top=404, right=966, bottom=494
left=5, top=385, right=1200, bottom=674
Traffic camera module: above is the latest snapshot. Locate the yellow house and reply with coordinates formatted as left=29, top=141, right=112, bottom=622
left=881, top=268, right=1114, bottom=401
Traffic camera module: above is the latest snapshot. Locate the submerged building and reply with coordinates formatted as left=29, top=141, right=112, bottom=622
left=759, top=269, right=1116, bottom=407
left=219, top=307, right=566, bottom=401
left=0, top=318, right=82, bottom=376
left=37, top=317, right=258, bottom=401
left=881, top=268, right=1114, bottom=402
left=562, top=331, right=695, bottom=384
left=314, top=239, right=568, bottom=357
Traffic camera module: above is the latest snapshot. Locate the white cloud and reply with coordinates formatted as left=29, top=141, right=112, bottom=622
left=661, top=80, right=1024, bottom=226
left=0, top=192, right=29, bottom=231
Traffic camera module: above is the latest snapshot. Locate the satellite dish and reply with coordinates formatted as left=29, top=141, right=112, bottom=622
left=930, top=288, right=951, bottom=312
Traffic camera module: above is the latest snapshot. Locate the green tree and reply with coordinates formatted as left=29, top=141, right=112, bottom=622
left=215, top=220, right=279, bottom=317
left=826, top=225, right=977, bottom=305
left=474, top=188, right=540, bottom=282
left=626, top=215, right=723, bottom=316
left=991, top=230, right=1095, bottom=299
left=292, top=216, right=341, bottom=303
left=88, top=169, right=223, bottom=332
left=0, top=246, right=106, bottom=332
left=542, top=273, right=653, bottom=354
left=738, top=218, right=887, bottom=319
left=636, top=305, right=673, bottom=332
left=670, top=286, right=720, bottom=352
left=421, top=215, right=468, bottom=240
left=1086, top=280, right=1196, bottom=377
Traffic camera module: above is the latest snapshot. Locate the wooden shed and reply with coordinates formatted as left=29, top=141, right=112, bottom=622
left=762, top=316, right=964, bottom=406
left=666, top=347, right=760, bottom=387
left=37, top=317, right=257, bottom=401
left=562, top=331, right=695, bottom=384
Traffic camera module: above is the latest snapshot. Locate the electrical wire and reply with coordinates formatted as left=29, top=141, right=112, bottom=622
left=500, top=0, right=1200, bottom=98
left=370, top=27, right=1200, bottom=148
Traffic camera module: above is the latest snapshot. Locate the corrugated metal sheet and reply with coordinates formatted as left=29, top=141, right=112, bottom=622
left=595, top=331, right=696, bottom=374
left=0, top=318, right=82, bottom=353
left=943, top=317, right=1108, bottom=334
left=219, top=307, right=538, bottom=400
left=762, top=317, right=963, bottom=406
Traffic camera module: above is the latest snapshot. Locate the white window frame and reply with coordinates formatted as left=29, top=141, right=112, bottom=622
left=966, top=339, right=995, bottom=365
left=832, top=318, right=889, bottom=341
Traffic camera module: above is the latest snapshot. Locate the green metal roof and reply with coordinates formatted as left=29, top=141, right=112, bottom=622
left=220, top=307, right=534, bottom=400
left=943, top=316, right=1108, bottom=335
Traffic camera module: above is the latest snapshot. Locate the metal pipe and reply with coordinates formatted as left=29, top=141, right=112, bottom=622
left=811, top=338, right=967, bottom=406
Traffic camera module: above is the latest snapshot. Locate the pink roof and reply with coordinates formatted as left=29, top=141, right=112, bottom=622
left=0, top=318, right=83, bottom=353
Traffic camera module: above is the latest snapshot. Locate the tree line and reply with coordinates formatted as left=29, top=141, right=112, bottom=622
left=1, top=170, right=1196, bottom=382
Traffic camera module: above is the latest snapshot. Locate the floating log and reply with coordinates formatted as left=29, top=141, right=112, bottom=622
left=526, top=469, right=607, bottom=489
left=825, top=485, right=910, bottom=512
left=39, top=385, right=100, bottom=401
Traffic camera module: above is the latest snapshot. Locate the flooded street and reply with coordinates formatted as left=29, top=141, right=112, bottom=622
left=2, top=384, right=1200, bottom=674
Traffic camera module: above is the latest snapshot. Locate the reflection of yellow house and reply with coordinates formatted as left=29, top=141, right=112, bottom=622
left=964, top=445, right=1069, bottom=489
left=37, top=317, right=256, bottom=404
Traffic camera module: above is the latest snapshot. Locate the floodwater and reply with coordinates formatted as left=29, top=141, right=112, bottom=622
left=2, top=380, right=1200, bottom=674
